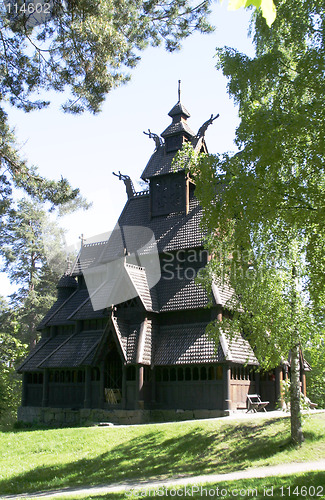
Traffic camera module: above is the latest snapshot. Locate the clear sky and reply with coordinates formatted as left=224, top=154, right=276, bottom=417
left=0, top=2, right=255, bottom=297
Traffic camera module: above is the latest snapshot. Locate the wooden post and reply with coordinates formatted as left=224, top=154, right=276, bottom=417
left=138, top=366, right=144, bottom=409
left=223, top=364, right=231, bottom=413
left=121, top=364, right=126, bottom=409
left=84, top=366, right=91, bottom=408
left=21, top=373, right=28, bottom=407
left=99, top=361, right=105, bottom=408
left=42, top=369, right=49, bottom=407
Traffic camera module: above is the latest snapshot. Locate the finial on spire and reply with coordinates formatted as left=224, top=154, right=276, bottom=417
left=178, top=80, right=181, bottom=103
left=79, top=233, right=86, bottom=247
left=65, top=256, right=72, bottom=275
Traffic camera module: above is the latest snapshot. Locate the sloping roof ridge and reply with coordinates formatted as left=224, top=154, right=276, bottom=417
left=117, top=195, right=142, bottom=226
left=83, top=322, right=111, bottom=366
left=67, top=279, right=108, bottom=320
left=40, top=289, right=79, bottom=328
left=212, top=280, right=235, bottom=307
left=84, top=239, right=109, bottom=248
left=125, top=263, right=155, bottom=312
left=219, top=330, right=231, bottom=361
left=38, top=331, right=78, bottom=369
left=78, top=331, right=104, bottom=366
left=17, top=337, right=52, bottom=372
left=111, top=315, right=127, bottom=362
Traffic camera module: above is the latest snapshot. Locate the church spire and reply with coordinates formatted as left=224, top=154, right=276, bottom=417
left=161, top=83, right=195, bottom=151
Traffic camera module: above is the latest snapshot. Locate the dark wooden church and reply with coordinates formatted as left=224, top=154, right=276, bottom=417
left=17, top=95, right=309, bottom=425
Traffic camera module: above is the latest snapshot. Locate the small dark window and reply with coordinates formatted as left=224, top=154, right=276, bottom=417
left=200, top=367, right=207, bottom=381
left=38, top=373, right=43, bottom=384
left=163, top=368, right=169, bottom=382
left=77, top=370, right=84, bottom=383
left=60, top=371, right=65, bottom=383
left=156, top=367, right=162, bottom=382
left=55, top=371, right=60, bottom=383
left=208, top=366, right=215, bottom=380
left=193, top=367, right=199, bottom=381
left=177, top=367, right=184, bottom=381
left=170, top=368, right=176, bottom=381
left=216, top=366, right=223, bottom=380
left=185, top=367, right=191, bottom=381
left=66, top=371, right=71, bottom=383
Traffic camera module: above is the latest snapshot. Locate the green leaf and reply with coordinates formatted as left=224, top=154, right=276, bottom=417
left=225, top=0, right=276, bottom=27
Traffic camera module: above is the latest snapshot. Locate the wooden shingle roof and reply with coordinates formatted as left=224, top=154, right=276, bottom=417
left=17, top=331, right=104, bottom=372
left=153, top=324, right=258, bottom=366
left=219, top=331, right=258, bottom=365
left=154, top=323, right=224, bottom=365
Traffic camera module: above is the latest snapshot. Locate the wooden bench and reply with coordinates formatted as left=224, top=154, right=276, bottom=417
left=246, top=394, right=269, bottom=413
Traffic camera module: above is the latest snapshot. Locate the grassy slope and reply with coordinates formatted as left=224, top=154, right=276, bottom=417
left=0, top=413, right=324, bottom=496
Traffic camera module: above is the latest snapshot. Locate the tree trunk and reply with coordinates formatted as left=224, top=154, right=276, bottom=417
left=290, top=342, right=304, bottom=445
left=290, top=262, right=304, bottom=446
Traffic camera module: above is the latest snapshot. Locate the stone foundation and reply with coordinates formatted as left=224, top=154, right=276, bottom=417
left=17, top=406, right=226, bottom=426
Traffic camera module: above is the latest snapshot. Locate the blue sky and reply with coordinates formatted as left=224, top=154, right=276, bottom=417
left=0, top=2, right=255, bottom=297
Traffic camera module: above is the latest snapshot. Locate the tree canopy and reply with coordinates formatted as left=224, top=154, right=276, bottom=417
left=0, top=199, right=69, bottom=346
left=179, top=0, right=325, bottom=444
left=0, top=0, right=215, bottom=223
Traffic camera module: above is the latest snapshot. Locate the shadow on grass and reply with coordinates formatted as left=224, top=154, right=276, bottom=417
left=0, top=418, right=291, bottom=496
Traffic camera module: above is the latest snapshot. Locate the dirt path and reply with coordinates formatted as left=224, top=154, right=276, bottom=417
left=3, top=460, right=325, bottom=500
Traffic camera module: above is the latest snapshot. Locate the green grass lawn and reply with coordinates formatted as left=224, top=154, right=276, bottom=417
left=0, top=413, right=324, bottom=497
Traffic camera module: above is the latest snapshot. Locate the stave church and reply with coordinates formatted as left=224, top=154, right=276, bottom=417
left=17, top=91, right=309, bottom=425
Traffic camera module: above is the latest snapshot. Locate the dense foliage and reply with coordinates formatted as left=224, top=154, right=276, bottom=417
left=0, top=201, right=70, bottom=424
left=0, top=199, right=69, bottom=346
left=180, top=0, right=325, bottom=444
left=0, top=0, right=213, bottom=227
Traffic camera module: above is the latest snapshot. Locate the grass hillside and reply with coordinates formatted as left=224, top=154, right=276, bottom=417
left=0, top=413, right=324, bottom=497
